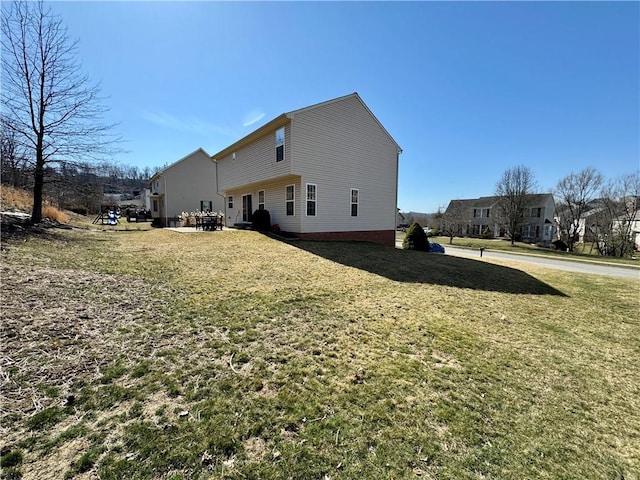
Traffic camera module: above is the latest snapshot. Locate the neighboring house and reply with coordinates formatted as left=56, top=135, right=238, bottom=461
left=149, top=148, right=225, bottom=227
left=213, top=93, right=402, bottom=247
left=565, top=197, right=640, bottom=251
left=556, top=199, right=604, bottom=244
left=624, top=211, right=640, bottom=250
left=444, top=193, right=556, bottom=244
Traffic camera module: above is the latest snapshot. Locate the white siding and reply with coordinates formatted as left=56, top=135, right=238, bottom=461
left=291, top=95, right=398, bottom=233
left=217, top=124, right=292, bottom=192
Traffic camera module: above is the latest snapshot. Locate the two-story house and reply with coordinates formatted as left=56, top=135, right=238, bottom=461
left=444, top=193, right=556, bottom=244
left=213, top=93, right=402, bottom=247
left=149, top=148, right=225, bottom=226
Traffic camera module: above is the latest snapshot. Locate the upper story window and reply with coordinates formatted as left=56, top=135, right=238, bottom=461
left=350, top=188, right=359, bottom=217
left=306, top=184, right=317, bottom=216
left=473, top=208, right=490, bottom=218
left=258, top=190, right=265, bottom=210
left=275, top=127, right=285, bottom=162
left=286, top=185, right=295, bottom=216
left=525, top=207, right=542, bottom=218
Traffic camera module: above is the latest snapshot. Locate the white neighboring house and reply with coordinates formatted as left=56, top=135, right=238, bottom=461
left=149, top=148, right=225, bottom=227
left=213, top=93, right=402, bottom=247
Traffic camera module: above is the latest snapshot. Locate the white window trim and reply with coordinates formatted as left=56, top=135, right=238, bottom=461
left=227, top=196, right=234, bottom=209
left=275, top=127, right=285, bottom=162
left=285, top=184, right=295, bottom=216
left=306, top=183, right=317, bottom=217
left=350, top=188, right=359, bottom=217
left=258, top=190, right=265, bottom=210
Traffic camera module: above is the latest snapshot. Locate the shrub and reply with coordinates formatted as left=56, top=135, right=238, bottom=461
left=481, top=227, right=493, bottom=239
left=402, top=222, right=430, bottom=251
left=69, top=206, right=88, bottom=215
left=552, top=239, right=568, bottom=251
left=252, top=209, right=271, bottom=231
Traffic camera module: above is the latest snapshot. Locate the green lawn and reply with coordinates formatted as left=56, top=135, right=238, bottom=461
left=2, top=228, right=639, bottom=479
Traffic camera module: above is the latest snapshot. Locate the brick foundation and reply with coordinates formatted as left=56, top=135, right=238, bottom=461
left=295, top=230, right=395, bottom=247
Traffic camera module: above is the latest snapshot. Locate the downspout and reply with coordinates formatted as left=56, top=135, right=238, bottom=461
left=213, top=157, right=226, bottom=226
left=394, top=148, right=401, bottom=246
left=159, top=173, right=168, bottom=227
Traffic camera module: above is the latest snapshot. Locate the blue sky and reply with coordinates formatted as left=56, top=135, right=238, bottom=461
left=46, top=1, right=639, bottom=213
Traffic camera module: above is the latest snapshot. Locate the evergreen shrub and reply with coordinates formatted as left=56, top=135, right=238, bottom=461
left=402, top=222, right=430, bottom=251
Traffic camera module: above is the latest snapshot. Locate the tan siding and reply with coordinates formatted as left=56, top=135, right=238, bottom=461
left=159, top=150, right=224, bottom=218
left=217, top=123, right=292, bottom=192
left=215, top=94, right=399, bottom=237
left=224, top=177, right=301, bottom=232
left=292, top=95, right=398, bottom=233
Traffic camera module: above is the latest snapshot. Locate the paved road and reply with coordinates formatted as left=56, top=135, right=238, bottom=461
left=396, top=242, right=640, bottom=280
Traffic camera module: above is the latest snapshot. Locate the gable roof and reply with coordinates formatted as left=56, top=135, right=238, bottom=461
left=149, top=148, right=212, bottom=183
left=444, top=199, right=476, bottom=217
left=212, top=93, right=401, bottom=160
left=445, top=193, right=554, bottom=215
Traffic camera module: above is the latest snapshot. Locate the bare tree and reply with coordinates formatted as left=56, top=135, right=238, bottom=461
left=1, top=0, right=119, bottom=223
left=593, top=172, right=640, bottom=257
left=442, top=199, right=473, bottom=244
left=555, top=167, right=603, bottom=252
left=494, top=165, right=537, bottom=245
left=1, top=118, right=31, bottom=188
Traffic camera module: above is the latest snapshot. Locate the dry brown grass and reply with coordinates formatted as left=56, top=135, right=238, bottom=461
left=42, top=205, right=70, bottom=223
left=1, top=184, right=33, bottom=211
left=1, top=228, right=638, bottom=479
left=1, top=185, right=70, bottom=223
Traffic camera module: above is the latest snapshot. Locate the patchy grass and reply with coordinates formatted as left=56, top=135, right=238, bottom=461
left=2, top=228, right=639, bottom=479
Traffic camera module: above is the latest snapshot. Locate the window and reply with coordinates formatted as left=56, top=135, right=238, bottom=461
left=472, top=224, right=486, bottom=236
left=200, top=200, right=213, bottom=212
left=286, top=185, right=295, bottom=216
left=275, top=127, right=285, bottom=162
left=473, top=208, right=490, bottom=218
left=232, top=152, right=236, bottom=161
left=152, top=199, right=158, bottom=212
left=228, top=196, right=234, bottom=209
left=258, top=190, right=265, bottom=210
left=525, top=207, right=541, bottom=218
left=350, top=188, right=359, bottom=217
left=306, top=184, right=316, bottom=216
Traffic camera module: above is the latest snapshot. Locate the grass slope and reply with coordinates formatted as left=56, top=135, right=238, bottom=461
left=1, top=228, right=638, bottom=479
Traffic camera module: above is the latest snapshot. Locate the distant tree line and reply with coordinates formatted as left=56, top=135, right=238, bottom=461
left=2, top=121, right=160, bottom=215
